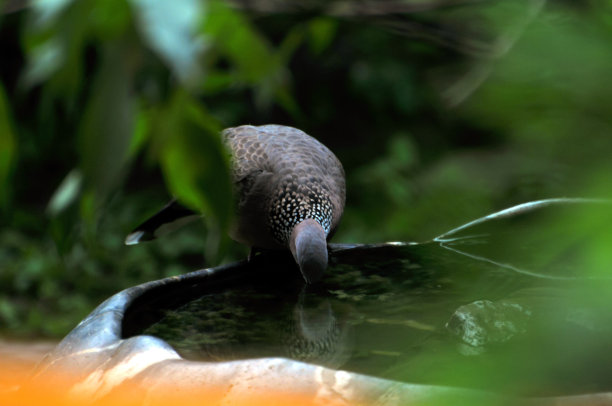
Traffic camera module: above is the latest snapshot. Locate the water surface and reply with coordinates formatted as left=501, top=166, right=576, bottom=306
left=142, top=201, right=612, bottom=396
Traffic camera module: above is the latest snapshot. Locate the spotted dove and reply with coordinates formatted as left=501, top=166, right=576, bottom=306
left=126, top=124, right=346, bottom=283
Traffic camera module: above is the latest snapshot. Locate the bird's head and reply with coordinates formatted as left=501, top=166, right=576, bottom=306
left=289, top=219, right=328, bottom=284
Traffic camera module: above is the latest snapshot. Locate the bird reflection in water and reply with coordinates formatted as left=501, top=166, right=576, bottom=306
left=144, top=282, right=353, bottom=370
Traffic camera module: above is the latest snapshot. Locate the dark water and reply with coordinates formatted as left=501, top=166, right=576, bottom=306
left=141, top=201, right=612, bottom=397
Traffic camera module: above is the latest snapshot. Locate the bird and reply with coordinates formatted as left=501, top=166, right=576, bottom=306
left=125, top=124, right=346, bottom=283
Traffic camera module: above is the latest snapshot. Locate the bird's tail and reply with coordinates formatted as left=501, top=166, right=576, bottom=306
left=125, top=199, right=199, bottom=245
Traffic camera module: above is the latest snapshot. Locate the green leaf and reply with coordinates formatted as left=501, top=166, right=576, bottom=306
left=129, top=107, right=151, bottom=157
left=78, top=43, right=135, bottom=201
left=157, top=92, right=233, bottom=234
left=130, top=0, right=206, bottom=86
left=204, top=0, right=275, bottom=84
left=24, top=0, right=130, bottom=97
left=307, top=17, right=337, bottom=55
left=23, top=0, right=83, bottom=88
left=21, top=38, right=65, bottom=87
left=31, top=0, right=76, bottom=28
left=47, top=169, right=83, bottom=216
left=202, top=1, right=301, bottom=113
left=88, top=0, right=132, bottom=40
left=0, top=84, right=16, bottom=198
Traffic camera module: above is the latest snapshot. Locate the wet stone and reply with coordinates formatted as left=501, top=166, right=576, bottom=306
left=446, top=300, right=532, bottom=347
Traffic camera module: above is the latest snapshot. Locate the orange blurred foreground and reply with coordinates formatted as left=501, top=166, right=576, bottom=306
left=0, top=359, right=332, bottom=406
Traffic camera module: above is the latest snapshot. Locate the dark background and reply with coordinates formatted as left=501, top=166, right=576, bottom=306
left=0, top=0, right=611, bottom=337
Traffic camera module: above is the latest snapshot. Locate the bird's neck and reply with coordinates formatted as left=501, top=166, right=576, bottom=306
left=290, top=219, right=328, bottom=284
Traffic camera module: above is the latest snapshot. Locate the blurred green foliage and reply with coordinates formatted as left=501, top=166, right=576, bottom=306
left=0, top=0, right=611, bottom=340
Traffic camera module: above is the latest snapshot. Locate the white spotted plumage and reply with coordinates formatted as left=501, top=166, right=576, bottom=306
left=222, top=125, right=345, bottom=251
